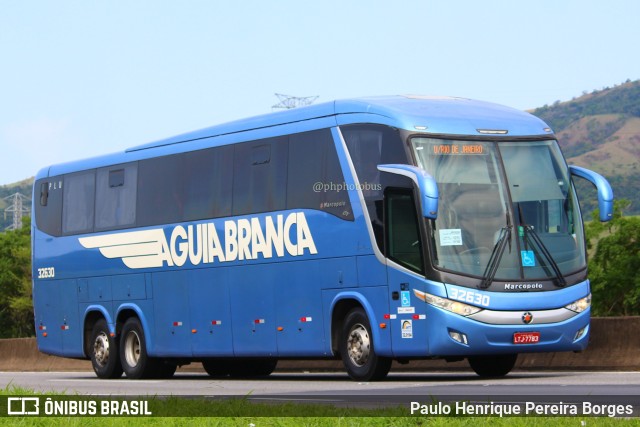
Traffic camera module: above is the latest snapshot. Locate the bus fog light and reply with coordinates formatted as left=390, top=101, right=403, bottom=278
left=574, top=325, right=588, bottom=341
left=449, top=330, right=468, bottom=345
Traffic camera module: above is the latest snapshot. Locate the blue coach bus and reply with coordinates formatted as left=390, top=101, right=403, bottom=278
left=32, top=96, right=613, bottom=381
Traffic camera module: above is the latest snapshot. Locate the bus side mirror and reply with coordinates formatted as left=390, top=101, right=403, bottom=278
left=377, top=164, right=439, bottom=219
left=569, top=165, right=614, bottom=222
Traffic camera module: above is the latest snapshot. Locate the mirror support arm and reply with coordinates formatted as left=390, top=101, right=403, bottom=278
left=569, top=165, right=614, bottom=222
left=377, top=164, right=439, bottom=219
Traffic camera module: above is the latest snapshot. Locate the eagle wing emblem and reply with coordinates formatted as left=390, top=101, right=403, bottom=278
left=78, top=229, right=166, bottom=269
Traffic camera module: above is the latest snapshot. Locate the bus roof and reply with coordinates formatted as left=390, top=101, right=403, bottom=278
left=127, top=95, right=552, bottom=152
left=38, top=95, right=553, bottom=179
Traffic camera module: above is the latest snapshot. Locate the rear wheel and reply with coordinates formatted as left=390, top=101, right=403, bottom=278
left=120, top=317, right=155, bottom=379
left=89, top=319, right=123, bottom=379
left=339, top=308, right=391, bottom=381
left=468, top=354, right=517, bottom=377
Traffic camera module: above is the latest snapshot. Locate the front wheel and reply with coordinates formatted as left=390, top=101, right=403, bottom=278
left=89, top=318, right=123, bottom=379
left=339, top=308, right=391, bottom=381
left=468, top=354, right=517, bottom=377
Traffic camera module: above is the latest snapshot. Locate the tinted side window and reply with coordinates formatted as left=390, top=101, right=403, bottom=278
left=342, top=124, right=409, bottom=250
left=63, top=171, right=95, bottom=235
left=287, top=129, right=353, bottom=220
left=184, top=145, right=233, bottom=221
left=35, top=177, right=63, bottom=236
left=95, top=163, right=137, bottom=230
left=233, top=137, right=288, bottom=216
left=385, top=189, right=424, bottom=273
left=137, top=154, right=185, bottom=226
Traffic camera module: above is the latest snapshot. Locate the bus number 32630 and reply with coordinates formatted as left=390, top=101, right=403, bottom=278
left=37, top=267, right=55, bottom=279
left=449, top=288, right=490, bottom=307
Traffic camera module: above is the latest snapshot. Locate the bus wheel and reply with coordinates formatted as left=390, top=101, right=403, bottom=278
left=468, top=354, right=517, bottom=377
left=339, top=308, right=391, bottom=381
left=120, top=317, right=153, bottom=379
left=89, top=319, right=123, bottom=379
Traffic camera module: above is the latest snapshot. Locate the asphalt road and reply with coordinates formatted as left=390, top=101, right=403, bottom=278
left=1, top=371, right=639, bottom=408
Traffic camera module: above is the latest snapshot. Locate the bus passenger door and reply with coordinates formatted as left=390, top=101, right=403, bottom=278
left=384, top=189, right=430, bottom=356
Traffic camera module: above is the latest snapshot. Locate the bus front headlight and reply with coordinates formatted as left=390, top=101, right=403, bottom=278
left=565, top=293, right=591, bottom=313
left=413, top=289, right=482, bottom=316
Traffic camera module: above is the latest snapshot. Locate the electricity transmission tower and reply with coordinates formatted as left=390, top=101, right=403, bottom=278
left=272, top=93, right=319, bottom=109
left=3, top=192, right=30, bottom=231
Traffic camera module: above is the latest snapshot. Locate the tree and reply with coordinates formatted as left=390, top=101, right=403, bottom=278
left=586, top=200, right=640, bottom=316
left=0, top=219, right=34, bottom=337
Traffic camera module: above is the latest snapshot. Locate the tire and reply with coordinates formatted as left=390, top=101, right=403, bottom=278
left=468, top=354, right=517, bottom=377
left=119, top=317, right=154, bottom=379
left=339, top=308, right=391, bottom=381
left=89, top=318, right=123, bottom=379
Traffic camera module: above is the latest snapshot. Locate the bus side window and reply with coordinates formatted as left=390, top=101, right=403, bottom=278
left=96, top=163, right=137, bottom=230
left=35, top=178, right=63, bottom=236
left=233, top=137, right=288, bottom=216
left=385, top=189, right=424, bottom=273
left=137, top=155, right=185, bottom=226
left=184, top=145, right=233, bottom=220
left=342, top=124, right=409, bottom=251
left=287, top=128, right=354, bottom=220
left=62, top=171, right=96, bottom=235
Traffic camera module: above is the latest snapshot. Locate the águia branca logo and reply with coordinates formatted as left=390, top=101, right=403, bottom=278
left=79, top=212, right=317, bottom=269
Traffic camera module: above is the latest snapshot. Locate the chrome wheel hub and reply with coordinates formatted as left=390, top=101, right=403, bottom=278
left=346, top=323, right=370, bottom=367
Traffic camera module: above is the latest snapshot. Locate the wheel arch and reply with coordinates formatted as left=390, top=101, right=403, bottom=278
left=330, top=292, right=384, bottom=356
left=82, top=305, right=114, bottom=359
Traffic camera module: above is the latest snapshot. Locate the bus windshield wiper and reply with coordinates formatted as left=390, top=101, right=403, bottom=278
left=479, top=225, right=512, bottom=290
left=522, top=225, right=567, bottom=288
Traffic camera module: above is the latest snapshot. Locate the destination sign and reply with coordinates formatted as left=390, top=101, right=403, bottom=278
left=432, top=144, right=485, bottom=155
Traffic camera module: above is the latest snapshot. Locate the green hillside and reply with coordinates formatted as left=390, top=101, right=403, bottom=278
left=533, top=79, right=640, bottom=215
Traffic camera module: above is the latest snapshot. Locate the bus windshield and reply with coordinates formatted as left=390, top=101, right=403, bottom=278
left=412, top=138, right=586, bottom=284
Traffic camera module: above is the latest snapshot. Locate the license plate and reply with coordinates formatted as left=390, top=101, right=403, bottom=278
left=513, top=332, right=540, bottom=344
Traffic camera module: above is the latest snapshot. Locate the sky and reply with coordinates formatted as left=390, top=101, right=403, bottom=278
left=1, top=0, right=639, bottom=185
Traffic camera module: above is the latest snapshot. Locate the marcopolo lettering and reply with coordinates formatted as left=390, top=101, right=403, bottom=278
left=79, top=212, right=317, bottom=269
left=504, top=283, right=544, bottom=290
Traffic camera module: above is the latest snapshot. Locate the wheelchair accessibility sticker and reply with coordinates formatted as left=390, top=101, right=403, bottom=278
left=521, top=250, right=536, bottom=267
